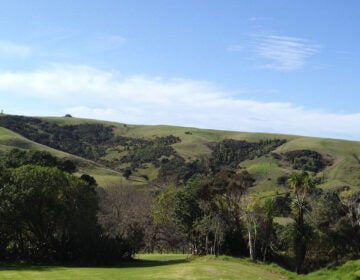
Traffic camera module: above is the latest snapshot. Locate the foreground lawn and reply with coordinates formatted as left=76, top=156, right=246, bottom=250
left=0, top=254, right=359, bottom=279
left=0, top=254, right=287, bottom=280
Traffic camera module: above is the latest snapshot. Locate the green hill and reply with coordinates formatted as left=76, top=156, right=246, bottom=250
left=0, top=126, right=124, bottom=186
left=0, top=114, right=359, bottom=191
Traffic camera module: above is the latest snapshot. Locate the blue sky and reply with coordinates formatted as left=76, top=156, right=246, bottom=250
left=1, top=0, right=360, bottom=140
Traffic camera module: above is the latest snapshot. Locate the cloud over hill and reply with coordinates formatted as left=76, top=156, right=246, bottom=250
left=0, top=64, right=359, bottom=140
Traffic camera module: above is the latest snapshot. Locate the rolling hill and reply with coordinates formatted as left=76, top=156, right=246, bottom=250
left=0, top=114, right=359, bottom=192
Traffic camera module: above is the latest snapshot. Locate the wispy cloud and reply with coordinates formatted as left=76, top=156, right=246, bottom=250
left=0, top=64, right=359, bottom=140
left=0, top=40, right=31, bottom=58
left=255, top=35, right=320, bottom=71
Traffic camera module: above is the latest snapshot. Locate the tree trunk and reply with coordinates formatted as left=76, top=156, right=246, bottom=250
left=248, top=230, right=255, bottom=261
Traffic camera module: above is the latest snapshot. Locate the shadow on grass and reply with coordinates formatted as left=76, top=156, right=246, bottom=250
left=118, top=258, right=190, bottom=268
left=0, top=265, right=58, bottom=272
left=0, top=258, right=190, bottom=271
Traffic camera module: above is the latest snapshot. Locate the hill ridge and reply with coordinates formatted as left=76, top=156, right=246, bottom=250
left=0, top=114, right=359, bottom=190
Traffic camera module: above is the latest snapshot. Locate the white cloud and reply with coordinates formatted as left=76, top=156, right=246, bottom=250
left=255, top=35, right=320, bottom=71
left=0, top=40, right=31, bottom=58
left=0, top=64, right=359, bottom=140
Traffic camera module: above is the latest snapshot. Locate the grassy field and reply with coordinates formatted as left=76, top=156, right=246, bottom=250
left=0, top=254, right=288, bottom=280
left=0, top=254, right=359, bottom=280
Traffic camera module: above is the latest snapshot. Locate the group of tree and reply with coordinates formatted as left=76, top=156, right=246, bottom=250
left=0, top=147, right=358, bottom=273
left=151, top=170, right=360, bottom=274
left=0, top=149, right=143, bottom=265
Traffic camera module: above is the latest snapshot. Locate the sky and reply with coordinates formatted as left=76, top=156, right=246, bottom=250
left=1, top=0, right=360, bottom=140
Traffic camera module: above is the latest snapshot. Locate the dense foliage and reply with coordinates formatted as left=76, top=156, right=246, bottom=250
left=209, top=139, right=286, bottom=171
left=114, top=135, right=180, bottom=170
left=283, top=149, right=331, bottom=172
left=0, top=150, right=143, bottom=265
left=0, top=149, right=76, bottom=173
left=0, top=115, right=114, bottom=160
left=152, top=171, right=360, bottom=273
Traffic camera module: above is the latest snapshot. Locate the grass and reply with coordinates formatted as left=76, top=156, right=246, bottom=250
left=0, top=254, right=358, bottom=279
left=0, top=254, right=289, bottom=280
left=297, top=259, right=360, bottom=280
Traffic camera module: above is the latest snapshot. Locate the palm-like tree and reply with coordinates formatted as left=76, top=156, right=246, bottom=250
left=261, top=198, right=277, bottom=262
left=289, top=172, right=315, bottom=274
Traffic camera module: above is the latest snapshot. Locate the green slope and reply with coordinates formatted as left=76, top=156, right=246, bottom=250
left=1, top=115, right=360, bottom=190
left=0, top=126, right=124, bottom=186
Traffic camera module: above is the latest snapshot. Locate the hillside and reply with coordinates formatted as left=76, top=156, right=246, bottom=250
left=0, top=114, right=359, bottom=191
left=0, top=126, right=124, bottom=186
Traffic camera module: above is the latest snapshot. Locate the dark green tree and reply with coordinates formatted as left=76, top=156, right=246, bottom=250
left=173, top=184, right=202, bottom=253
left=0, top=165, right=99, bottom=263
left=151, top=186, right=187, bottom=253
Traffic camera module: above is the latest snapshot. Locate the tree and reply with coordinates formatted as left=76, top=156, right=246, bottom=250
left=0, top=165, right=99, bottom=263
left=339, top=188, right=360, bottom=227
left=151, top=186, right=186, bottom=252
left=122, top=168, right=132, bottom=179
left=289, top=172, right=315, bottom=274
left=173, top=185, right=202, bottom=254
left=259, top=198, right=277, bottom=262
left=240, top=194, right=260, bottom=261
left=194, top=202, right=225, bottom=256
left=3, top=149, right=76, bottom=173
left=215, top=169, right=253, bottom=256
left=97, top=183, right=150, bottom=254
left=307, top=189, right=358, bottom=268
left=152, top=169, right=258, bottom=257
left=172, top=174, right=224, bottom=255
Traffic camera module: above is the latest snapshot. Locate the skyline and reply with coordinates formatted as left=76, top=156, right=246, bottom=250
left=1, top=1, right=360, bottom=140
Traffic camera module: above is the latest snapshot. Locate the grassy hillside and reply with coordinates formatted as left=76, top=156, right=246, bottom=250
left=41, top=116, right=360, bottom=190
left=1, top=115, right=360, bottom=190
left=0, top=126, right=124, bottom=186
